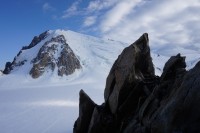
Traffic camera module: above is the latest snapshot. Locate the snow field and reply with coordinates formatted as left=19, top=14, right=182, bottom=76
left=0, top=30, right=200, bottom=133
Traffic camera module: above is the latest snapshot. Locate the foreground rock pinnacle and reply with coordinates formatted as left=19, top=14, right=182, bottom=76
left=104, top=33, right=154, bottom=114
left=74, top=33, right=200, bottom=133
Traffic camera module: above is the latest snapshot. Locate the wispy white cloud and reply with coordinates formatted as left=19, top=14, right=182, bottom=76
left=87, top=0, right=118, bottom=12
left=100, top=0, right=143, bottom=32
left=42, top=2, right=54, bottom=12
left=62, top=0, right=82, bottom=19
left=83, top=16, right=97, bottom=27
left=58, top=0, right=200, bottom=49
left=98, top=0, right=200, bottom=49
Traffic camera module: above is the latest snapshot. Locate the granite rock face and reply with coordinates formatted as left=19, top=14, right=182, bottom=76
left=30, top=35, right=81, bottom=78
left=3, top=31, right=81, bottom=78
left=74, top=90, right=96, bottom=133
left=104, top=33, right=155, bottom=114
left=3, top=62, right=12, bottom=74
left=22, top=31, right=49, bottom=50
left=74, top=33, right=200, bottom=133
left=3, top=31, right=49, bottom=74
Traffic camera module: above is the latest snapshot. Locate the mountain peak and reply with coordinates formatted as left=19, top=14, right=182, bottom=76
left=29, top=34, right=81, bottom=78
left=3, top=30, right=82, bottom=78
left=22, top=30, right=49, bottom=51
left=2, top=29, right=127, bottom=79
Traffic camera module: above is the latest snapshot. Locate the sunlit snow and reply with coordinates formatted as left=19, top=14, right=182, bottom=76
left=0, top=30, right=199, bottom=133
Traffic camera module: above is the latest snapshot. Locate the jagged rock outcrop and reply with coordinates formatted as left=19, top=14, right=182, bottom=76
left=74, top=33, right=200, bottom=133
left=149, top=58, right=200, bottom=133
left=30, top=35, right=81, bottom=78
left=21, top=31, right=49, bottom=50
left=74, top=90, right=96, bottom=133
left=3, top=31, right=81, bottom=78
left=3, top=31, right=49, bottom=74
left=3, top=62, right=12, bottom=74
left=123, top=54, right=187, bottom=133
left=104, top=33, right=155, bottom=114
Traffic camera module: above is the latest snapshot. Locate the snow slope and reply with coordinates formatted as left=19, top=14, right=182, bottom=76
left=0, top=30, right=127, bottom=133
left=0, top=30, right=200, bottom=133
left=152, top=45, right=200, bottom=75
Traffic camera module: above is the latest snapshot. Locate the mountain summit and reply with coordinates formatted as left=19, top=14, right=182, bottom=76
left=3, top=30, right=81, bottom=78
left=0, top=30, right=200, bottom=133
left=29, top=34, right=81, bottom=78
left=2, top=30, right=126, bottom=79
left=2, top=29, right=200, bottom=79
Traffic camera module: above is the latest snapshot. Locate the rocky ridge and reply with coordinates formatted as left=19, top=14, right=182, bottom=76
left=74, top=33, right=200, bottom=133
left=3, top=31, right=81, bottom=78
left=3, top=31, right=49, bottom=74
left=30, top=34, right=81, bottom=78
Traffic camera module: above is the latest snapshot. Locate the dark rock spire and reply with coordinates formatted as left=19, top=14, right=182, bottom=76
left=74, top=33, right=200, bottom=133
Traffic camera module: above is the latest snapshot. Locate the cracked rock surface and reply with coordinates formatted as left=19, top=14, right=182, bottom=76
left=30, top=35, right=81, bottom=78
left=74, top=33, right=200, bottom=133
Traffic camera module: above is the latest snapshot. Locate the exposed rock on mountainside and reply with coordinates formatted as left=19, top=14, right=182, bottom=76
left=3, top=31, right=81, bottom=78
left=22, top=31, right=49, bottom=50
left=30, top=35, right=81, bottom=78
left=3, top=31, right=49, bottom=75
left=74, top=33, right=200, bottom=133
left=3, top=62, right=12, bottom=74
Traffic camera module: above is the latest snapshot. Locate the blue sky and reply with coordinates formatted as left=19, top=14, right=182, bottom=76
left=1, top=0, right=200, bottom=69
left=0, top=0, right=89, bottom=69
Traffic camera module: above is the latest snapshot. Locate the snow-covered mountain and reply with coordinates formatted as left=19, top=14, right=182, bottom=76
left=2, top=29, right=200, bottom=79
left=0, top=29, right=200, bottom=133
left=2, top=29, right=127, bottom=80
left=0, top=30, right=128, bottom=133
